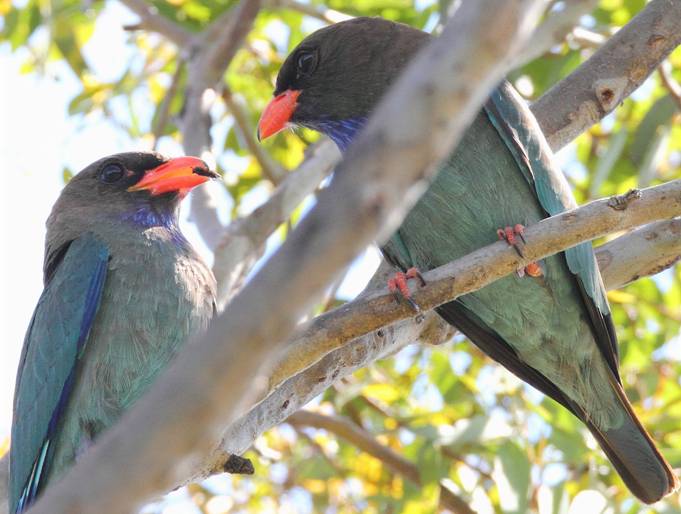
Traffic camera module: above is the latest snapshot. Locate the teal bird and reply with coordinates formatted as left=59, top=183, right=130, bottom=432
left=10, top=152, right=218, bottom=512
left=257, top=18, right=678, bottom=503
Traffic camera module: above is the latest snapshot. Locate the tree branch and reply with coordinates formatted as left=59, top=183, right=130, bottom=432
left=24, top=2, right=545, bottom=512
left=597, top=218, right=681, bottom=290
left=512, top=0, right=600, bottom=68
left=205, top=183, right=681, bottom=469
left=212, top=139, right=340, bottom=306
left=182, top=0, right=263, bottom=250
left=532, top=0, right=681, bottom=151
left=119, top=0, right=193, bottom=46
left=265, top=0, right=352, bottom=24
left=221, top=88, right=287, bottom=184
left=288, top=410, right=475, bottom=514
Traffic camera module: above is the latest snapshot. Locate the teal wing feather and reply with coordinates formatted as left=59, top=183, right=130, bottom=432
left=10, top=233, right=109, bottom=513
left=484, top=81, right=618, bottom=377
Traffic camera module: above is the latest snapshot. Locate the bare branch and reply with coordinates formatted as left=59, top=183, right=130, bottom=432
left=119, top=0, right=193, bottom=46
left=266, top=0, right=352, bottom=24
left=24, top=2, right=544, bottom=512
left=288, top=410, right=475, bottom=514
left=658, top=61, right=681, bottom=110
left=222, top=89, right=287, bottom=184
left=512, top=0, right=600, bottom=68
left=212, top=139, right=340, bottom=306
left=532, top=0, right=681, bottom=151
left=152, top=58, right=185, bottom=150
left=597, top=218, right=681, bottom=290
left=206, top=183, right=681, bottom=469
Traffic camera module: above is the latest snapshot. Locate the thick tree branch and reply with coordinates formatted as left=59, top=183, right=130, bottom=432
left=212, top=139, right=340, bottom=306
left=532, top=0, right=681, bottom=151
left=288, top=410, right=475, bottom=514
left=0, top=454, right=7, bottom=514
left=24, top=2, right=544, bottom=512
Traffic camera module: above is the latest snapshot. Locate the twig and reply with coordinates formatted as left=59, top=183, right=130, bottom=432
left=658, top=61, right=681, bottom=110
left=222, top=88, right=286, bottom=184
left=24, top=2, right=545, bottom=512
left=532, top=0, right=681, bottom=151
left=119, top=0, right=193, bottom=46
left=288, top=410, right=475, bottom=514
left=265, top=0, right=352, bottom=24
left=512, top=0, right=600, bottom=67
left=152, top=58, right=185, bottom=150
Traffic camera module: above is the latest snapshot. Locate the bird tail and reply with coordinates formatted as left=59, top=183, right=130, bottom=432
left=585, top=377, right=678, bottom=504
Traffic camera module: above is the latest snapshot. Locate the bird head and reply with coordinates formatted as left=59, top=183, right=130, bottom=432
left=46, top=152, right=218, bottom=245
left=257, top=17, right=430, bottom=148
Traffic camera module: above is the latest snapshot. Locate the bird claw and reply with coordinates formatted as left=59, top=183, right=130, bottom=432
left=388, top=267, right=425, bottom=312
left=498, top=224, right=543, bottom=278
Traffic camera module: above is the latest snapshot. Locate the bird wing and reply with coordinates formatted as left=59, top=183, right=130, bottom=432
left=483, top=80, right=619, bottom=379
left=10, top=233, right=109, bottom=513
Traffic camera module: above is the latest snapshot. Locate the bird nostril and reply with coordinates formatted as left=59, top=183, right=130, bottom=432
left=192, top=166, right=219, bottom=178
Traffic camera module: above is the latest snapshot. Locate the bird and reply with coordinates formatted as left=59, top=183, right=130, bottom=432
left=9, top=152, right=219, bottom=513
left=257, top=17, right=678, bottom=503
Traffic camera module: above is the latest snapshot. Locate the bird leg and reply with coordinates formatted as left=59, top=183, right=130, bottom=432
left=387, top=267, right=426, bottom=311
left=497, top=224, right=543, bottom=278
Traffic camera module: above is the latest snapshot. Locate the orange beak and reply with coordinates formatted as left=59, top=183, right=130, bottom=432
left=127, top=156, right=218, bottom=196
left=257, top=89, right=301, bottom=141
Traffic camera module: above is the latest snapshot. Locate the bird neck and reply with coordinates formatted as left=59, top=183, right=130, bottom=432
left=120, top=204, right=188, bottom=248
left=309, top=117, right=368, bottom=152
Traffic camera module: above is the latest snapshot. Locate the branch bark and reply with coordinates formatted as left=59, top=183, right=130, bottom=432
left=119, top=0, right=193, bottom=46
left=24, top=2, right=545, bottom=512
left=288, top=410, right=475, bottom=514
left=212, top=139, right=340, bottom=306
left=532, top=0, right=681, bottom=151
left=597, top=218, right=681, bottom=290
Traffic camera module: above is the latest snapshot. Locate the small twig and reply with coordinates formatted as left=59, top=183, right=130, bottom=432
left=658, top=61, right=681, bottom=110
left=119, top=0, right=193, bottom=46
left=288, top=410, right=475, bottom=514
left=222, top=88, right=286, bottom=184
left=265, top=0, right=352, bottom=24
left=152, top=58, right=185, bottom=150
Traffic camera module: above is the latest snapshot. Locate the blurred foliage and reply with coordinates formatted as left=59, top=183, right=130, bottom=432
left=2, top=0, right=681, bottom=513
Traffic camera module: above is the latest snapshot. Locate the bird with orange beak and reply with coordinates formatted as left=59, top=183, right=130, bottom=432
left=10, top=152, right=218, bottom=513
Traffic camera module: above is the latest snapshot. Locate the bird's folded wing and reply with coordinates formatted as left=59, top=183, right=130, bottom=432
left=10, top=233, right=109, bottom=513
left=484, top=81, right=619, bottom=379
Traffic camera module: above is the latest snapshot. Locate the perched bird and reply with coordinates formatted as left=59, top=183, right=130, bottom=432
left=257, top=17, right=678, bottom=503
left=10, top=152, right=219, bottom=513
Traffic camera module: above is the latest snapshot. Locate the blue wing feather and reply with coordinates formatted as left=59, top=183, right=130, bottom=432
left=484, top=81, right=619, bottom=376
left=10, top=233, right=109, bottom=513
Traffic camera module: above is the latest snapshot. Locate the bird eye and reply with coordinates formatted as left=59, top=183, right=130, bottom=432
left=99, top=163, right=125, bottom=184
left=296, top=51, right=317, bottom=77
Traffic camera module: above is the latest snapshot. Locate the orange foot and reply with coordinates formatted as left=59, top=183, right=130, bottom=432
left=387, top=267, right=426, bottom=311
left=497, top=224, right=543, bottom=278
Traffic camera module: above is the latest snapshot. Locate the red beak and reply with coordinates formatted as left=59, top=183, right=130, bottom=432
left=257, top=89, right=301, bottom=141
left=127, top=156, right=218, bottom=196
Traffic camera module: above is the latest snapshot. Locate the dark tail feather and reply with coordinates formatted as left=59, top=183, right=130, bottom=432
left=435, top=302, right=678, bottom=503
left=586, top=381, right=678, bottom=504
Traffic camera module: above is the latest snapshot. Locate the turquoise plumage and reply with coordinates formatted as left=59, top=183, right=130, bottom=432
left=258, top=17, right=678, bottom=503
left=10, top=152, right=217, bottom=512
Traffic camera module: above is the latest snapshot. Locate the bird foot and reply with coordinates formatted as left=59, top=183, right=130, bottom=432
left=496, top=224, right=543, bottom=278
left=387, top=267, right=426, bottom=312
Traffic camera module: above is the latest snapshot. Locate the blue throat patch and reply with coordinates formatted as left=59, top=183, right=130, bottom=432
left=310, top=118, right=367, bottom=152
left=122, top=205, right=188, bottom=247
